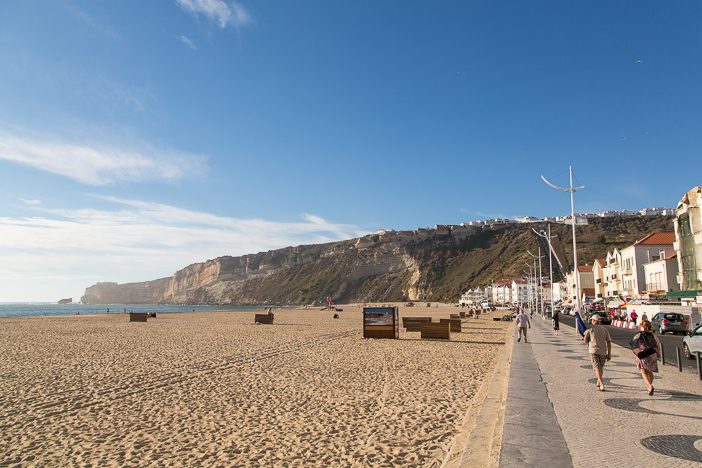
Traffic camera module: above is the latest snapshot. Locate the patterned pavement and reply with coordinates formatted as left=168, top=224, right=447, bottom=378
left=500, top=315, right=702, bottom=468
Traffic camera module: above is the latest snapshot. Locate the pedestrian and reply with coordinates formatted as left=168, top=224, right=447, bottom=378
left=630, top=310, right=638, bottom=326
left=630, top=320, right=661, bottom=395
left=583, top=314, right=612, bottom=391
left=516, top=309, right=531, bottom=343
left=552, top=309, right=560, bottom=336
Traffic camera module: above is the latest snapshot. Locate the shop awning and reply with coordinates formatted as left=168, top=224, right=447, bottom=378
left=666, top=290, right=702, bottom=298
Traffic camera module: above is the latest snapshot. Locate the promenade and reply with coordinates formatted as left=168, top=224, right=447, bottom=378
left=496, top=314, right=702, bottom=468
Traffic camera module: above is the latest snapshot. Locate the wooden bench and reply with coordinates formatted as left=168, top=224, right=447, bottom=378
left=255, top=313, right=274, bottom=324
left=129, top=312, right=148, bottom=323
left=440, top=318, right=462, bottom=332
left=450, top=313, right=461, bottom=320
left=402, top=317, right=432, bottom=332
left=421, top=322, right=450, bottom=340
left=459, top=311, right=466, bottom=318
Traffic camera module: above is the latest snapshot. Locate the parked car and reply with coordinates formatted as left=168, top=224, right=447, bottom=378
left=591, top=312, right=611, bottom=325
left=651, top=312, right=689, bottom=335
left=683, top=324, right=702, bottom=359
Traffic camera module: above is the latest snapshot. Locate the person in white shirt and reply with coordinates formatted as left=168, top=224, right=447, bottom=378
left=516, top=310, right=531, bottom=343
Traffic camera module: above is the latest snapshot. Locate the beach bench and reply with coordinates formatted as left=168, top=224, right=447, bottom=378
left=402, top=317, right=432, bottom=332
left=129, top=312, right=148, bottom=323
left=421, top=322, right=450, bottom=340
left=254, top=313, right=274, bottom=324
left=440, top=318, right=462, bottom=333
left=459, top=311, right=466, bottom=318
left=450, top=313, right=461, bottom=320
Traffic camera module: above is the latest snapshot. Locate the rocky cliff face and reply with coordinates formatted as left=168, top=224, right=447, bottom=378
left=81, top=216, right=674, bottom=305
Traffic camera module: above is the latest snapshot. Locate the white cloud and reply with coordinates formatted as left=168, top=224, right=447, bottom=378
left=0, top=197, right=368, bottom=301
left=176, top=0, right=252, bottom=29
left=0, top=131, right=207, bottom=185
left=178, top=35, right=197, bottom=49
left=19, top=198, right=41, bottom=206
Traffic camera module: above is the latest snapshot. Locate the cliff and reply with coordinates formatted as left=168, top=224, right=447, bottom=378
left=81, top=216, right=674, bottom=305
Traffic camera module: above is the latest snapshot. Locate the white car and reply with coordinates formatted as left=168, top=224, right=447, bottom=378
left=683, top=324, right=702, bottom=359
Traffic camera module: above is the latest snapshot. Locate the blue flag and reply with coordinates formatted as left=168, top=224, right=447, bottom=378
left=575, top=311, right=587, bottom=337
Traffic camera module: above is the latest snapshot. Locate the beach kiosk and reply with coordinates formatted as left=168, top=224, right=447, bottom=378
left=363, top=306, right=399, bottom=339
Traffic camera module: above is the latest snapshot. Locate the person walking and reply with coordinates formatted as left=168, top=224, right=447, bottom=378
left=583, top=315, right=612, bottom=391
left=552, top=309, right=560, bottom=336
left=516, top=309, right=531, bottom=343
left=630, top=320, right=661, bottom=395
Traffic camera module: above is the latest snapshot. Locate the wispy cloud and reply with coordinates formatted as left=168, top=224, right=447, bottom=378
left=19, top=198, right=42, bottom=206
left=176, top=0, right=252, bottom=29
left=178, top=35, right=197, bottom=49
left=65, top=5, right=120, bottom=41
left=0, top=130, right=207, bottom=186
left=87, top=79, right=155, bottom=112
left=0, top=197, right=368, bottom=301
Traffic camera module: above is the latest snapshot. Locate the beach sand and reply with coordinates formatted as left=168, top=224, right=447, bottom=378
left=0, top=304, right=511, bottom=466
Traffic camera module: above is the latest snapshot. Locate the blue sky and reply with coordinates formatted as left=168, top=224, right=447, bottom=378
left=1, top=0, right=700, bottom=301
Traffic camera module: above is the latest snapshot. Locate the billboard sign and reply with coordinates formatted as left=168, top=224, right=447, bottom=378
left=363, top=306, right=399, bottom=339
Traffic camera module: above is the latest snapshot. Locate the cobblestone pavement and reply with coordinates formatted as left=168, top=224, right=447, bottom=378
left=509, top=315, right=702, bottom=468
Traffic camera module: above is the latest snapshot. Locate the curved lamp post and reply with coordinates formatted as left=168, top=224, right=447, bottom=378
left=541, top=166, right=586, bottom=311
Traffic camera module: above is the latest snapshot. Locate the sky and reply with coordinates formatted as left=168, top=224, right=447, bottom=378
left=1, top=1, right=700, bottom=301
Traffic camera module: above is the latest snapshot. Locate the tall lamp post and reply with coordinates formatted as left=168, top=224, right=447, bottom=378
left=541, top=166, right=586, bottom=311
left=522, top=268, right=532, bottom=311
left=524, top=263, right=535, bottom=313
left=533, top=225, right=557, bottom=316
left=527, top=248, right=545, bottom=317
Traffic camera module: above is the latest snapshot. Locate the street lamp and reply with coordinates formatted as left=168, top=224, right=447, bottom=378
left=541, top=166, right=586, bottom=311
left=524, top=262, right=535, bottom=312
left=527, top=248, right=545, bottom=317
left=522, top=268, right=531, bottom=311
left=533, top=225, right=557, bottom=316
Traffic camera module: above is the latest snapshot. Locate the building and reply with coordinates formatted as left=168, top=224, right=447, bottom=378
left=551, top=280, right=568, bottom=303
left=619, top=232, right=675, bottom=299
left=459, top=287, right=490, bottom=306
left=642, top=252, right=680, bottom=297
left=511, top=279, right=530, bottom=306
left=565, top=265, right=594, bottom=304
left=491, top=279, right=513, bottom=305
left=673, top=186, right=702, bottom=298
left=592, top=258, right=607, bottom=301
left=603, top=249, right=623, bottom=299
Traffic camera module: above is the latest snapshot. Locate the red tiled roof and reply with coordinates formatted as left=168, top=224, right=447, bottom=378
left=594, top=258, right=606, bottom=267
left=577, top=265, right=593, bottom=272
left=666, top=252, right=677, bottom=260
left=635, top=232, right=675, bottom=245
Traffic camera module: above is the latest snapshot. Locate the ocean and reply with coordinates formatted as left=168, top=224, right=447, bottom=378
left=0, top=303, right=267, bottom=318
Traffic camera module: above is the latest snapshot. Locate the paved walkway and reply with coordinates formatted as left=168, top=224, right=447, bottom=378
left=499, top=315, right=702, bottom=468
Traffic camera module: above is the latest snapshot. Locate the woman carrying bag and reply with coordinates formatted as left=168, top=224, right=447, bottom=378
left=629, top=320, right=661, bottom=395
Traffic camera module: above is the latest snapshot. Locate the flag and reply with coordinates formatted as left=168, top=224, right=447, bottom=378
left=575, top=311, right=587, bottom=337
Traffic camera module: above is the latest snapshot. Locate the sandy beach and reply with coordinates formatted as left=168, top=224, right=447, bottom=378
left=0, top=304, right=511, bottom=466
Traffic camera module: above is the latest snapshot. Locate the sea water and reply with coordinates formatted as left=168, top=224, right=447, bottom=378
left=0, top=303, right=266, bottom=318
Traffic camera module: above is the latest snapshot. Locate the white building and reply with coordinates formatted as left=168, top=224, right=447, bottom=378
left=565, top=265, right=594, bottom=304
left=619, top=232, right=675, bottom=299
left=551, top=281, right=568, bottom=303
left=643, top=252, right=680, bottom=296
left=491, top=279, right=513, bottom=305
left=511, top=279, right=530, bottom=306
left=459, top=287, right=488, bottom=306
left=604, top=249, right=623, bottom=299
left=592, top=258, right=607, bottom=301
